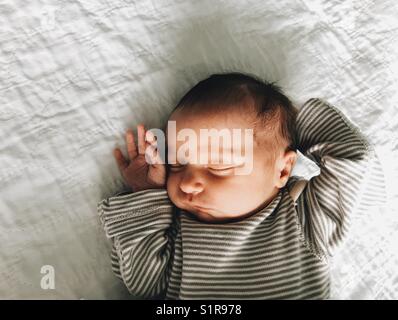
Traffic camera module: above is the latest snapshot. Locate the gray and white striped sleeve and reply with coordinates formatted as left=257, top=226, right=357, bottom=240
left=97, top=188, right=178, bottom=298
left=295, top=98, right=385, bottom=258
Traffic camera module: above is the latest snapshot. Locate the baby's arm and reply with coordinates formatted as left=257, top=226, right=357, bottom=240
left=295, top=98, right=385, bottom=258
left=97, top=189, right=177, bottom=299
left=97, top=124, right=175, bottom=298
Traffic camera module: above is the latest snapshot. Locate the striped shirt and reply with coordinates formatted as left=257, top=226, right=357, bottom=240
left=97, top=98, right=385, bottom=299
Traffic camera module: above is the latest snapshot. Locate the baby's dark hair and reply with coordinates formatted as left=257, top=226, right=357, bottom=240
left=173, top=72, right=298, bottom=157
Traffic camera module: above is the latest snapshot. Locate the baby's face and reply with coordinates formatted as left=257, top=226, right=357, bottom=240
left=166, top=108, right=287, bottom=223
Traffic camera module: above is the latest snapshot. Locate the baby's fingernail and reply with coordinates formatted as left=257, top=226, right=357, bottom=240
left=146, top=131, right=153, bottom=140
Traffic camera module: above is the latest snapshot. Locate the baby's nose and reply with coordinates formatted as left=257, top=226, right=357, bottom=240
left=179, top=172, right=204, bottom=196
left=180, top=182, right=204, bottom=195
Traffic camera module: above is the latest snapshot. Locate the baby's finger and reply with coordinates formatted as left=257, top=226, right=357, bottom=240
left=145, top=130, right=157, bottom=145
left=126, top=129, right=138, bottom=160
left=137, top=124, right=146, bottom=155
left=113, top=148, right=129, bottom=172
left=147, top=144, right=164, bottom=165
left=152, top=149, right=164, bottom=166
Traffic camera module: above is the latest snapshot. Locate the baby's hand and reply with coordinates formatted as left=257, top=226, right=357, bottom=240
left=113, top=124, right=166, bottom=192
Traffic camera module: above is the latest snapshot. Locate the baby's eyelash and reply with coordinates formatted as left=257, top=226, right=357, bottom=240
left=169, top=164, right=184, bottom=170
left=208, top=167, right=235, bottom=171
left=208, top=162, right=245, bottom=170
left=167, top=165, right=238, bottom=175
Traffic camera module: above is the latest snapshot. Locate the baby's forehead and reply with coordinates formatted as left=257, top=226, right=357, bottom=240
left=168, top=107, right=256, bottom=131
left=167, top=107, right=281, bottom=149
left=163, top=108, right=280, bottom=167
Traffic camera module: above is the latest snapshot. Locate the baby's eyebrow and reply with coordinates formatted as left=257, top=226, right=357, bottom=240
left=167, top=160, right=245, bottom=167
left=166, top=144, right=249, bottom=166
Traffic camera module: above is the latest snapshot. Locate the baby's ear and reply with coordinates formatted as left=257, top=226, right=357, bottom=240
left=284, top=150, right=297, bottom=166
left=276, top=150, right=298, bottom=188
left=287, top=150, right=298, bottom=167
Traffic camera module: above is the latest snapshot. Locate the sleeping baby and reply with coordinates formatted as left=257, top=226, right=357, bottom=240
left=97, top=73, right=383, bottom=299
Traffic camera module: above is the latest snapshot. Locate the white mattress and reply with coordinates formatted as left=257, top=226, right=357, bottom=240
left=1, top=0, right=397, bottom=299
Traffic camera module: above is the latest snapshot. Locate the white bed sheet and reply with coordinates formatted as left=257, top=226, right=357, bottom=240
left=1, top=0, right=397, bottom=299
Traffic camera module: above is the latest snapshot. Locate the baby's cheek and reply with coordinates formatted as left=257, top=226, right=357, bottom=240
left=166, top=175, right=179, bottom=201
left=224, top=176, right=263, bottom=202
left=213, top=177, right=251, bottom=201
left=166, top=174, right=172, bottom=189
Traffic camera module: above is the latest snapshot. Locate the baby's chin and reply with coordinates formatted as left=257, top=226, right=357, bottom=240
left=168, top=194, right=254, bottom=223
left=191, top=210, right=225, bottom=223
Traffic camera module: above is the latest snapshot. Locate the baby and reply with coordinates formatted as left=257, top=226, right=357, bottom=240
left=98, top=73, right=383, bottom=299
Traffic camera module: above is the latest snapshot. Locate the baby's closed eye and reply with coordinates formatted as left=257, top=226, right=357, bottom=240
left=169, top=164, right=184, bottom=172
left=168, top=163, right=243, bottom=176
left=207, top=166, right=237, bottom=176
